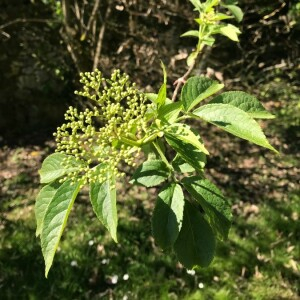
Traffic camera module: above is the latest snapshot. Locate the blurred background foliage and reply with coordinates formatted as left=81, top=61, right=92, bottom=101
left=0, top=0, right=299, bottom=299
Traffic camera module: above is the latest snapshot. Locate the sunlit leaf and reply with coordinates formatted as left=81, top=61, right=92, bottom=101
left=192, top=104, right=278, bottom=152
left=209, top=91, right=275, bottom=119
left=181, top=76, right=224, bottom=111
left=90, top=169, right=118, bottom=242
left=152, top=183, right=184, bottom=249
left=39, top=153, right=81, bottom=184
left=35, top=181, right=61, bottom=237
left=41, top=179, right=81, bottom=277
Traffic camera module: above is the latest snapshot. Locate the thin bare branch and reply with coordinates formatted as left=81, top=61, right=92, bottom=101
left=83, top=0, right=101, bottom=37
left=93, top=4, right=112, bottom=71
left=171, top=62, right=195, bottom=101
left=0, top=18, right=58, bottom=30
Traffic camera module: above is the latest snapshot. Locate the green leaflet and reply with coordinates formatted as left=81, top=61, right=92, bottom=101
left=181, top=76, right=224, bottom=112
left=156, top=83, right=167, bottom=107
left=41, top=179, right=81, bottom=277
left=130, top=159, right=170, bottom=187
left=165, top=134, right=206, bottom=172
left=223, top=4, right=244, bottom=22
left=158, top=101, right=182, bottom=124
left=217, top=24, right=241, bottom=42
left=181, top=30, right=199, bottom=38
left=39, top=153, right=81, bottom=184
left=192, top=104, right=278, bottom=153
left=174, top=201, right=216, bottom=269
left=172, top=154, right=196, bottom=173
left=152, top=183, right=184, bottom=249
left=209, top=91, right=275, bottom=119
left=182, top=177, right=232, bottom=240
left=156, top=61, right=167, bottom=107
left=90, top=171, right=118, bottom=242
left=35, top=181, right=61, bottom=237
left=164, top=123, right=209, bottom=155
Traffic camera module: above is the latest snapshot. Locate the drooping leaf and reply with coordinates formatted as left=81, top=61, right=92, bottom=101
left=158, top=101, right=182, bottom=124
left=192, top=104, right=278, bottom=152
left=165, top=134, right=206, bottom=172
left=181, top=30, right=199, bottom=38
left=224, top=4, right=244, bottom=22
left=130, top=159, right=170, bottom=187
left=35, top=181, right=61, bottom=237
left=209, top=91, right=275, bottom=119
left=174, top=201, right=216, bottom=268
left=90, top=170, right=118, bottom=242
left=181, top=76, right=224, bottom=111
left=152, top=183, right=185, bottom=249
left=172, top=154, right=195, bottom=173
left=182, top=177, right=232, bottom=240
left=41, top=179, right=81, bottom=277
left=39, top=153, right=81, bottom=184
left=164, top=123, right=209, bottom=155
left=217, top=24, right=241, bottom=41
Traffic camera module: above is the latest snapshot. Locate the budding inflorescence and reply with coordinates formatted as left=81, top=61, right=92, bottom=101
left=54, top=69, right=154, bottom=186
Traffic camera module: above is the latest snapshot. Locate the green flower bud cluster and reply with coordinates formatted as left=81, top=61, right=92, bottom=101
left=54, top=69, right=155, bottom=186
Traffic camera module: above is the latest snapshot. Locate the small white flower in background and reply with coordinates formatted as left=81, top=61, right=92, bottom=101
left=70, top=260, right=78, bottom=267
left=101, top=258, right=109, bottom=265
left=198, top=282, right=204, bottom=289
left=123, top=273, right=129, bottom=281
left=88, top=240, right=94, bottom=246
left=111, top=275, right=118, bottom=284
left=187, top=269, right=196, bottom=276
left=122, top=296, right=128, bottom=300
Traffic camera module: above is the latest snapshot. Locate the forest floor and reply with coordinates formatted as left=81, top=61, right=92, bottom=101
left=0, top=93, right=299, bottom=299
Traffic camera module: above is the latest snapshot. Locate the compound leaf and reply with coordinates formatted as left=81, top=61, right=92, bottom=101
left=152, top=183, right=184, bottom=249
left=192, top=104, right=278, bottom=152
left=174, top=201, right=216, bottom=268
left=41, top=179, right=81, bottom=277
left=90, top=171, right=118, bottom=242
left=35, top=181, right=61, bottom=237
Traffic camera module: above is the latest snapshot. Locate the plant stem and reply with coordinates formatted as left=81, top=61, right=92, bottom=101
left=171, top=61, right=196, bottom=102
left=152, top=141, right=174, bottom=173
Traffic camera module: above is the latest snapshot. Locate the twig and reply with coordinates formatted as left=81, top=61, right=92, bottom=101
left=0, top=18, right=58, bottom=30
left=60, top=28, right=82, bottom=73
left=171, top=61, right=195, bottom=101
left=93, top=4, right=111, bottom=70
left=83, top=0, right=101, bottom=37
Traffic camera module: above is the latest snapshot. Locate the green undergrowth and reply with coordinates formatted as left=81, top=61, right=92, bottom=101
left=0, top=183, right=299, bottom=299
